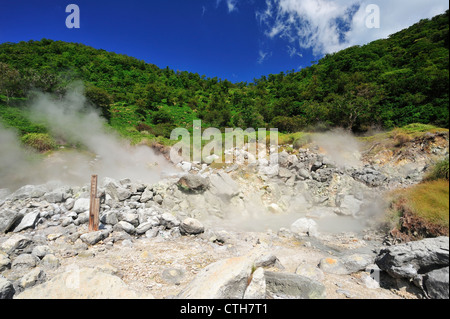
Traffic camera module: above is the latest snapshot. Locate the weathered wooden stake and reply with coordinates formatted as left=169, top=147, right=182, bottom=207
left=89, top=174, right=99, bottom=232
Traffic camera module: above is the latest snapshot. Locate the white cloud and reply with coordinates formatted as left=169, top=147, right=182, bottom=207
left=257, top=50, right=272, bottom=64
left=287, top=45, right=303, bottom=58
left=257, top=0, right=449, bottom=56
left=216, top=0, right=239, bottom=13
left=227, top=0, right=238, bottom=12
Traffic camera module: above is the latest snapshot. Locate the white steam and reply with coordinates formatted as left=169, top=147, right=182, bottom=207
left=0, top=83, right=175, bottom=192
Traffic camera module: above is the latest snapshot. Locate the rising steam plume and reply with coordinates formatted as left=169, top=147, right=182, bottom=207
left=0, top=83, right=174, bottom=193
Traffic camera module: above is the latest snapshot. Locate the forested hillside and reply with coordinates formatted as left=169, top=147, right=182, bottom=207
left=0, top=11, right=448, bottom=138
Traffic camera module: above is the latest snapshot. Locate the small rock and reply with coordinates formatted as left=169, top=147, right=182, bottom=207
left=177, top=174, right=209, bottom=193
left=121, top=213, right=139, bottom=227
left=160, top=213, right=180, bottom=229
left=180, top=218, right=204, bottom=235
left=145, top=228, right=160, bottom=238
left=80, top=230, right=109, bottom=245
left=135, top=221, right=154, bottom=235
left=290, top=218, right=319, bottom=237
left=140, top=187, right=154, bottom=203
left=73, top=198, right=90, bottom=213
left=12, top=254, right=38, bottom=271
left=161, top=268, right=185, bottom=285
left=113, top=221, right=136, bottom=235
left=254, top=254, right=282, bottom=269
left=1, top=234, right=32, bottom=256
left=41, top=254, right=60, bottom=269
left=100, top=211, right=119, bottom=225
left=43, top=191, right=64, bottom=203
left=336, top=288, right=355, bottom=299
left=19, top=268, right=46, bottom=289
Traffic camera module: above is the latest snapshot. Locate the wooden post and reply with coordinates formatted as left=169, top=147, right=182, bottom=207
left=89, top=175, right=99, bottom=232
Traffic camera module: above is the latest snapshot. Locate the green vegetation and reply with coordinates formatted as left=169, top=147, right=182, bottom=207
left=385, top=159, right=450, bottom=240
left=0, top=11, right=448, bottom=142
left=424, top=158, right=449, bottom=181
left=21, top=132, right=56, bottom=152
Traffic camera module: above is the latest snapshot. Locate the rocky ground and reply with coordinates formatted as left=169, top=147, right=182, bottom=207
left=0, top=131, right=448, bottom=299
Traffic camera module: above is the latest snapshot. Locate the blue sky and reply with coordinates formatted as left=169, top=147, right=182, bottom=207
left=0, top=0, right=448, bottom=83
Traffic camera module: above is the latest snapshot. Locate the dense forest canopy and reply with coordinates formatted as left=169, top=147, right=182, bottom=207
left=0, top=11, right=448, bottom=136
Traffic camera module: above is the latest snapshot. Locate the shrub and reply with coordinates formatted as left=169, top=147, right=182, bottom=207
left=151, top=109, right=172, bottom=124
left=21, top=133, right=56, bottom=152
left=270, top=116, right=306, bottom=133
left=425, top=158, right=449, bottom=181
left=148, top=123, right=176, bottom=138
left=393, top=130, right=412, bottom=147
left=136, top=122, right=152, bottom=132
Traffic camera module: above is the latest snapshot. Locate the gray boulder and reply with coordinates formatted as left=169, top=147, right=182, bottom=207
left=423, top=267, right=449, bottom=299
left=264, top=271, right=326, bottom=299
left=0, top=276, right=15, bottom=299
left=0, top=234, right=32, bottom=256
left=11, top=253, right=39, bottom=271
left=177, top=251, right=261, bottom=299
left=209, top=172, right=240, bottom=199
left=159, top=213, right=180, bottom=229
left=100, top=211, right=119, bottom=225
left=73, top=198, right=90, bottom=213
left=180, top=218, right=204, bottom=235
left=319, top=254, right=374, bottom=275
left=140, top=187, right=154, bottom=203
left=80, top=230, right=110, bottom=245
left=290, top=218, right=319, bottom=237
left=375, top=236, right=449, bottom=279
left=0, top=209, right=24, bottom=233
left=13, top=210, right=40, bottom=232
left=177, top=174, right=210, bottom=193
left=10, top=185, right=46, bottom=200
left=0, top=254, right=11, bottom=272
left=113, top=221, right=136, bottom=235
left=337, top=195, right=362, bottom=216
left=19, top=268, right=46, bottom=290
left=43, top=191, right=64, bottom=203
left=15, top=267, right=152, bottom=299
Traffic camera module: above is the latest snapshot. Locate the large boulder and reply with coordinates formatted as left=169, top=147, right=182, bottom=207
left=375, top=237, right=449, bottom=280
left=423, top=267, right=449, bottom=299
left=10, top=185, right=46, bottom=200
left=177, top=174, right=209, bottom=194
left=0, top=234, right=32, bottom=256
left=13, top=210, right=40, bottom=232
left=0, top=276, right=15, bottom=299
left=177, top=252, right=259, bottom=299
left=290, top=218, right=319, bottom=237
left=15, top=267, right=152, bottom=299
left=209, top=172, right=240, bottom=199
left=0, top=209, right=24, bottom=234
left=73, top=198, right=90, bottom=213
left=264, top=271, right=326, bottom=299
